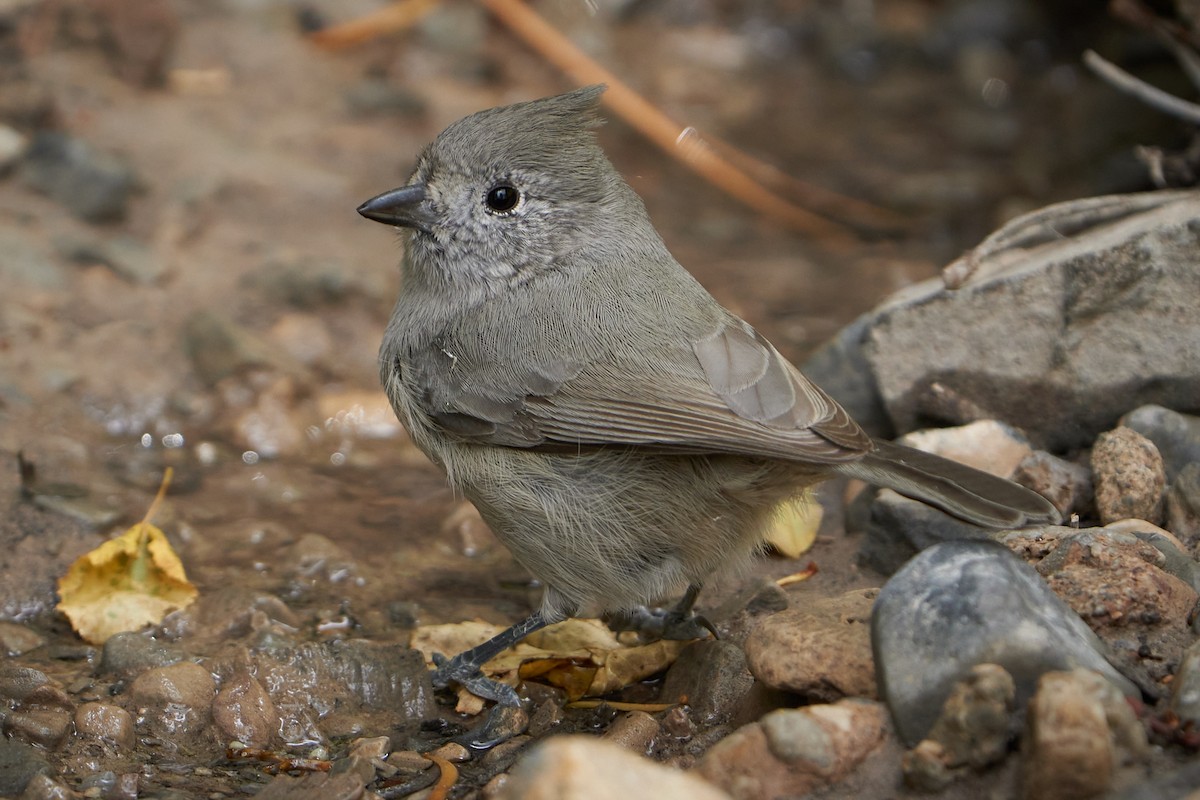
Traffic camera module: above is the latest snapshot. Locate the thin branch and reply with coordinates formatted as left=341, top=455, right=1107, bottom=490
left=480, top=0, right=864, bottom=247
left=308, top=0, right=439, bottom=51
left=1083, top=49, right=1200, bottom=125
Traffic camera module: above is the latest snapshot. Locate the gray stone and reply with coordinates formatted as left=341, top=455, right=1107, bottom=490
left=859, top=490, right=993, bottom=576
left=19, top=132, right=138, bottom=223
left=1121, top=404, right=1200, bottom=483
left=872, top=539, right=1139, bottom=745
left=98, top=631, right=184, bottom=677
left=854, top=192, right=1200, bottom=449
left=0, top=666, right=49, bottom=702
left=1166, top=463, right=1200, bottom=555
left=0, top=738, right=51, bottom=796
left=1169, top=639, right=1200, bottom=726
left=59, top=233, right=167, bottom=284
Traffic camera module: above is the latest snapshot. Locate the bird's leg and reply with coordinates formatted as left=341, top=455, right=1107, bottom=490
left=603, top=583, right=718, bottom=642
left=431, top=610, right=551, bottom=708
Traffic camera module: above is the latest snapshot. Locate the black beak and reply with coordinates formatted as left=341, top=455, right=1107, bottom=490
left=357, top=184, right=433, bottom=232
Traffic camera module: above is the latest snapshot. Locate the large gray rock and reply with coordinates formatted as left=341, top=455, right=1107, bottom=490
left=872, top=539, right=1139, bottom=746
left=805, top=191, right=1200, bottom=450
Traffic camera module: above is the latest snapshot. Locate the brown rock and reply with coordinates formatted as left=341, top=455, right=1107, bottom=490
left=602, top=710, right=660, bottom=754
left=1091, top=427, right=1166, bottom=525
left=3, top=708, right=72, bottom=749
left=128, top=661, right=216, bottom=734
left=500, top=735, right=731, bottom=800
left=0, top=622, right=45, bottom=656
left=213, top=668, right=278, bottom=749
left=1022, top=669, right=1147, bottom=800
left=922, top=663, right=1016, bottom=769
left=902, top=664, right=1016, bottom=790
left=1013, top=450, right=1093, bottom=519
left=697, top=699, right=888, bottom=800
left=744, top=588, right=877, bottom=701
left=899, top=420, right=1033, bottom=478
left=74, top=702, right=135, bottom=748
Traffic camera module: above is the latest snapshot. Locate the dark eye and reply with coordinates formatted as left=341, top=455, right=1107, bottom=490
left=485, top=184, right=520, bottom=213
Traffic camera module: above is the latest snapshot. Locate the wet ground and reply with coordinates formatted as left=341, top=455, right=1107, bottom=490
left=0, top=0, right=1187, bottom=796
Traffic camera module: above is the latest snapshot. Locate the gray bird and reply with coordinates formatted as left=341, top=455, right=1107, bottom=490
left=359, top=85, right=1058, bottom=707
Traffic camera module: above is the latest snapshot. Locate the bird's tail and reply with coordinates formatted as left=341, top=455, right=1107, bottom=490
left=835, top=439, right=1061, bottom=528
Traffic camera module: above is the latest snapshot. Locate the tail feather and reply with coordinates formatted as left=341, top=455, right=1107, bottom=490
left=836, top=439, right=1061, bottom=528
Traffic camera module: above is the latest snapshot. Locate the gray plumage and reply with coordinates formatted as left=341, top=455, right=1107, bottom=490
left=364, top=85, right=1059, bottom=629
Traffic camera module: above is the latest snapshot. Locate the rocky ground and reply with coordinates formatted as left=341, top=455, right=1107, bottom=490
left=1, top=0, right=1199, bottom=798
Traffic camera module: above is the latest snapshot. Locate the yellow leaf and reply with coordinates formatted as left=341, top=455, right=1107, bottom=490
left=764, top=495, right=822, bottom=558
left=410, top=617, right=691, bottom=709
left=56, top=469, right=197, bottom=644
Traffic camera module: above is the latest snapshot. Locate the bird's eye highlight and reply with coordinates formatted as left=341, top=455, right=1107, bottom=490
left=485, top=184, right=520, bottom=213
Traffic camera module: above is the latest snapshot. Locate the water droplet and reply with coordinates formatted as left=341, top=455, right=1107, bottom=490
left=242, top=450, right=260, bottom=465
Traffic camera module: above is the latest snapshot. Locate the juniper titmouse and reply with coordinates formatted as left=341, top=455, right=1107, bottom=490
left=359, top=86, right=1058, bottom=707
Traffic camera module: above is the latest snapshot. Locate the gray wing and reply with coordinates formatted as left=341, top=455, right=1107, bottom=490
left=404, top=305, right=870, bottom=465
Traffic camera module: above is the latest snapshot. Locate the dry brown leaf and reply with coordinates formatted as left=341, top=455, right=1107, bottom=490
left=763, top=496, right=822, bottom=559
left=56, top=469, right=197, bottom=644
left=410, top=617, right=690, bottom=707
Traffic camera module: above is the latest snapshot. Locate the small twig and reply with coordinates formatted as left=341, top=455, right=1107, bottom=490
left=1083, top=49, right=1200, bottom=125
left=565, top=699, right=677, bottom=711
left=308, top=0, right=440, bottom=51
left=775, top=562, right=819, bottom=587
left=424, top=752, right=459, bottom=800
left=480, top=0, right=862, bottom=247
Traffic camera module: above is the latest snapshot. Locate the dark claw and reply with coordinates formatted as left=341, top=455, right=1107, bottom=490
left=458, top=703, right=529, bottom=751
left=604, top=605, right=718, bottom=642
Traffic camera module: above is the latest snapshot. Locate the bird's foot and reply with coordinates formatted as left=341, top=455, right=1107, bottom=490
left=603, top=606, right=718, bottom=643
left=431, top=652, right=522, bottom=708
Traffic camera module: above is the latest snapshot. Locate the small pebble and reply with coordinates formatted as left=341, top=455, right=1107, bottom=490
left=1121, top=404, right=1200, bottom=482
left=428, top=741, right=470, bottom=763
left=601, top=710, right=660, bottom=754
left=698, top=700, right=887, bottom=800
left=1091, top=427, right=1166, bottom=525
left=212, top=668, right=278, bottom=749
left=386, top=750, right=433, bottom=774
left=0, top=124, right=27, bottom=170
left=1023, top=669, right=1148, bottom=800
left=19, top=131, right=138, bottom=223
left=3, top=708, right=72, bottom=749
left=1013, top=450, right=1092, bottom=518
left=0, top=622, right=44, bottom=656
left=74, top=702, right=135, bottom=748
